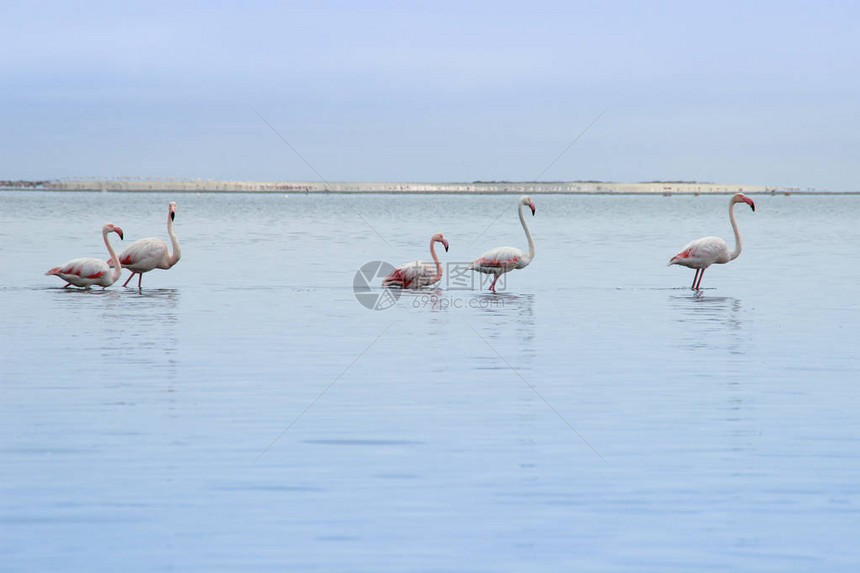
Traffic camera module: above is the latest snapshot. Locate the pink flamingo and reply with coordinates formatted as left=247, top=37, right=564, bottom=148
left=669, top=193, right=756, bottom=290
left=469, top=195, right=536, bottom=293
left=383, top=232, right=449, bottom=288
left=46, top=223, right=124, bottom=288
left=112, top=202, right=181, bottom=288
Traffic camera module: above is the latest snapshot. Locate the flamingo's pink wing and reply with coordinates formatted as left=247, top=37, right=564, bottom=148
left=382, top=267, right=408, bottom=287
left=671, top=237, right=729, bottom=265
left=383, top=261, right=434, bottom=288
left=48, top=257, right=109, bottom=278
left=471, top=247, right=522, bottom=271
left=117, top=238, right=168, bottom=269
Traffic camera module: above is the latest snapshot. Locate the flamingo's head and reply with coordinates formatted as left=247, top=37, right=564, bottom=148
left=104, top=223, right=124, bottom=240
left=520, top=195, right=536, bottom=215
left=433, top=232, right=449, bottom=252
left=169, top=201, right=177, bottom=221
left=732, top=193, right=755, bottom=212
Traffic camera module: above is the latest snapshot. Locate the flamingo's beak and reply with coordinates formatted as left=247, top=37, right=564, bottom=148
left=442, top=239, right=449, bottom=252
left=171, top=211, right=176, bottom=221
left=746, top=197, right=756, bottom=212
left=116, top=228, right=124, bottom=240
left=529, top=202, right=536, bottom=216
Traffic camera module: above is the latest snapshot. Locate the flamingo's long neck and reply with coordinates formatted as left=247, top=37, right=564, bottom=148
left=728, top=200, right=743, bottom=261
left=166, top=213, right=181, bottom=267
left=428, top=238, right=442, bottom=282
left=519, top=204, right=535, bottom=262
left=104, top=229, right=122, bottom=282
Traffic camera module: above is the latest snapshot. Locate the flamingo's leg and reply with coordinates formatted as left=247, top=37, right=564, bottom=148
left=123, top=272, right=136, bottom=287
left=694, top=269, right=705, bottom=290
left=691, top=269, right=701, bottom=289
left=488, top=275, right=497, bottom=293
left=137, top=273, right=143, bottom=289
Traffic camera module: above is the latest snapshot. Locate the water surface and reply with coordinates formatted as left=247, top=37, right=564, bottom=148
left=1, top=192, right=859, bottom=571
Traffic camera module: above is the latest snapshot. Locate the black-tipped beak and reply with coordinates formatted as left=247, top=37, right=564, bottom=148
left=530, top=206, right=536, bottom=216
left=118, top=230, right=124, bottom=240
left=444, top=244, right=449, bottom=252
left=750, top=202, right=756, bottom=212
left=170, top=211, right=176, bottom=221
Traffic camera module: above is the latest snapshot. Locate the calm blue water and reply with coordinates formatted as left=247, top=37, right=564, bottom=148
left=1, top=191, right=859, bottom=572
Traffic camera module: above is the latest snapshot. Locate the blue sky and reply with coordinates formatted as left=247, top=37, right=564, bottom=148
left=2, top=1, right=858, bottom=189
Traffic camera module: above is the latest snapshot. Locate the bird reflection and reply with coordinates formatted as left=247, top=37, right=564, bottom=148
left=670, top=292, right=752, bottom=454
left=398, top=288, right=537, bottom=366
left=671, top=292, right=744, bottom=345
left=100, top=289, right=180, bottom=382
left=470, top=292, right=536, bottom=367
left=669, top=291, right=747, bottom=356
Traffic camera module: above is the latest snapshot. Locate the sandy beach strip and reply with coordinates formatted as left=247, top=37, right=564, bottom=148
left=0, top=179, right=801, bottom=194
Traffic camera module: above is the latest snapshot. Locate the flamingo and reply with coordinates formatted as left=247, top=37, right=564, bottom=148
left=383, top=232, right=449, bottom=288
left=669, top=193, right=756, bottom=290
left=46, top=223, right=124, bottom=288
left=112, top=202, right=181, bottom=288
left=469, top=195, right=536, bottom=293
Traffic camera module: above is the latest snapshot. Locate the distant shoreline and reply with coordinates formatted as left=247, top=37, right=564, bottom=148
left=0, top=179, right=841, bottom=194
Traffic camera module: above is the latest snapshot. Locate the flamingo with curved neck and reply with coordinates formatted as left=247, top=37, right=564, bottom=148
left=469, top=195, right=536, bottom=293
left=383, top=232, right=450, bottom=289
left=46, top=223, right=124, bottom=288
left=669, top=193, right=756, bottom=290
left=113, top=202, right=181, bottom=288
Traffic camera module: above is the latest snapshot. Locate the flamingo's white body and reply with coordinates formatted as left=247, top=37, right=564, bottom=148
left=112, top=202, right=181, bottom=288
left=46, top=223, right=124, bottom=288
left=469, top=195, right=536, bottom=293
left=669, top=193, right=756, bottom=290
left=383, top=232, right=449, bottom=289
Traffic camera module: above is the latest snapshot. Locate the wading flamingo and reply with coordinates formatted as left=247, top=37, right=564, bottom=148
left=469, top=195, right=536, bottom=293
left=669, top=193, right=755, bottom=290
left=46, top=223, right=124, bottom=288
left=383, top=232, right=449, bottom=288
left=112, top=202, right=181, bottom=288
